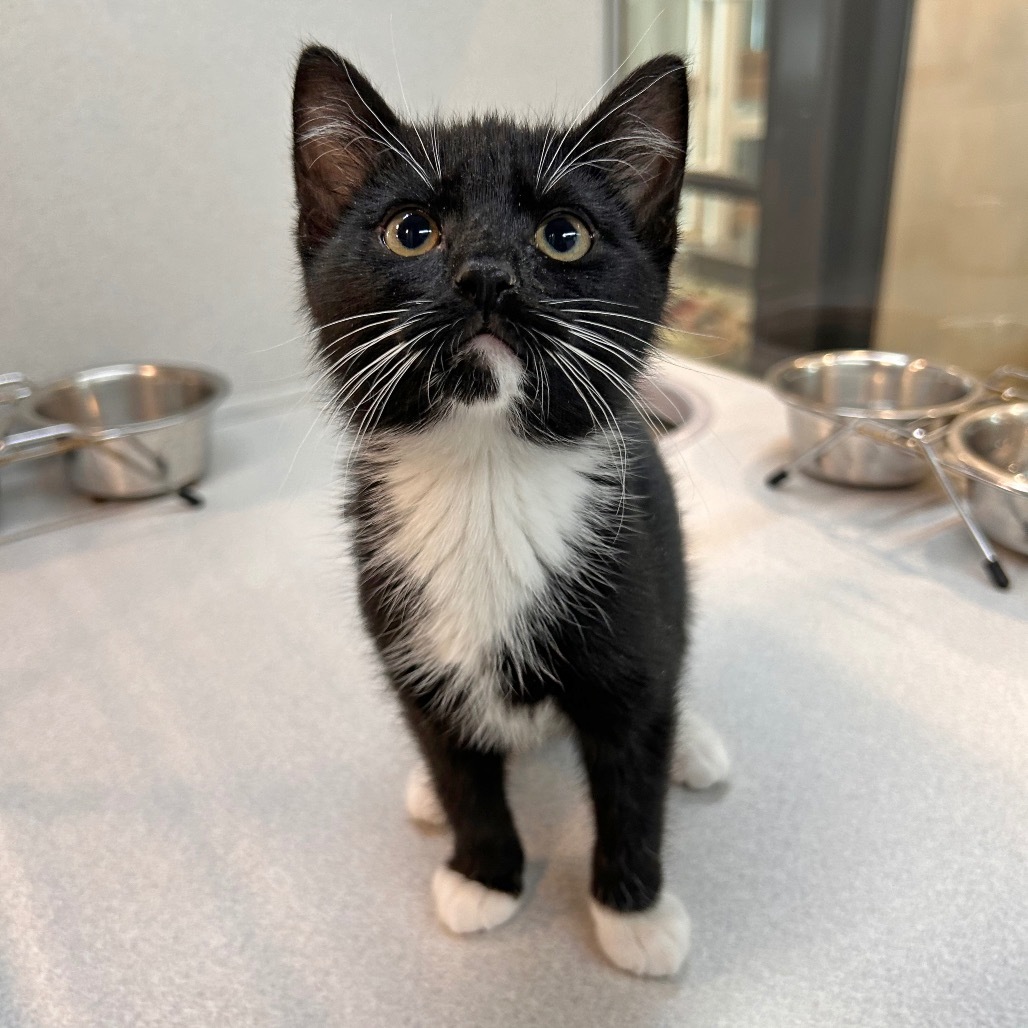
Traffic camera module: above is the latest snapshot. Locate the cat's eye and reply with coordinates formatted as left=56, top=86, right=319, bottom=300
left=534, top=213, right=592, bottom=262
left=383, top=209, right=441, bottom=257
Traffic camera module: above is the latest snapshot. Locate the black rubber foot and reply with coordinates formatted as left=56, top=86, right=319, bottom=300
left=984, top=558, right=1010, bottom=590
left=766, top=469, right=789, bottom=488
left=177, top=486, right=204, bottom=508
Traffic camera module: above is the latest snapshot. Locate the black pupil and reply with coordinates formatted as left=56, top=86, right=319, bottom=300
left=396, top=212, right=433, bottom=250
left=545, top=217, right=579, bottom=253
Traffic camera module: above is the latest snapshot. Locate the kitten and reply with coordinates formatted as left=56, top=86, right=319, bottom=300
left=291, top=45, right=729, bottom=977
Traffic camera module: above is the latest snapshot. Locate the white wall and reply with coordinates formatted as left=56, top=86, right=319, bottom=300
left=1, top=1, right=606, bottom=399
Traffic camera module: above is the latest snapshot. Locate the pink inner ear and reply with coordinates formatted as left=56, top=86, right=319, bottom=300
left=292, top=49, right=399, bottom=248
left=295, top=92, right=376, bottom=200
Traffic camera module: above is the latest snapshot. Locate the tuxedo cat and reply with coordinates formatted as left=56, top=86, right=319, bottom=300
left=292, top=45, right=729, bottom=977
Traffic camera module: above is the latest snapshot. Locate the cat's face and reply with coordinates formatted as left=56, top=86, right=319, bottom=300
left=292, top=47, right=688, bottom=442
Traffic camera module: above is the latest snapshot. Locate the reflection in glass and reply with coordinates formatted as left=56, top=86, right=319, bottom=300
left=619, top=1, right=767, bottom=367
left=662, top=190, right=759, bottom=368
left=620, top=0, right=768, bottom=182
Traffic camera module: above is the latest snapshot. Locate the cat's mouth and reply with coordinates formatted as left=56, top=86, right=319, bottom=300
left=453, top=332, right=523, bottom=407
left=464, top=332, right=518, bottom=362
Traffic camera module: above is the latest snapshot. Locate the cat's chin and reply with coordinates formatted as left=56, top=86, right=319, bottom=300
left=456, top=333, right=523, bottom=409
left=466, top=332, right=516, bottom=361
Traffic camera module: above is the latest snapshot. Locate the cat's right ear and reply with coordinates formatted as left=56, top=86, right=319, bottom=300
left=292, top=46, right=398, bottom=252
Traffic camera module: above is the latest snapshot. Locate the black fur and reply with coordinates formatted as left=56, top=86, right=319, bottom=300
left=293, top=46, right=690, bottom=916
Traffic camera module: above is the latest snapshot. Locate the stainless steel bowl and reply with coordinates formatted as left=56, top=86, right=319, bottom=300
left=767, top=351, right=984, bottom=487
left=947, top=402, right=1028, bottom=556
left=6, top=363, right=228, bottom=499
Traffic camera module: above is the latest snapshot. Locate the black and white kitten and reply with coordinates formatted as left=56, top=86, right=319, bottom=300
left=292, top=46, right=729, bottom=977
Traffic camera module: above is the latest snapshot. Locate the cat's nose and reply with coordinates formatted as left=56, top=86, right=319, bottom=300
left=454, top=258, right=516, bottom=311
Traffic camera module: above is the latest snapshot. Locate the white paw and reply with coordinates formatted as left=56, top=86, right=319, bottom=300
left=590, top=893, right=691, bottom=977
left=405, top=764, right=447, bottom=827
left=432, top=866, right=521, bottom=934
left=671, top=711, right=731, bottom=790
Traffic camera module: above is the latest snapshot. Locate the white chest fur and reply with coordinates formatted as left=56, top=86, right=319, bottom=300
left=362, top=408, right=612, bottom=748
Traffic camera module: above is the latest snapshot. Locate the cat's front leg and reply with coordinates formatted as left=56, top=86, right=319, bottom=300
left=577, top=713, right=691, bottom=977
left=402, top=699, right=525, bottom=934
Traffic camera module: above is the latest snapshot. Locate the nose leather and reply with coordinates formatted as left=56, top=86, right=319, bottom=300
left=454, top=258, right=516, bottom=311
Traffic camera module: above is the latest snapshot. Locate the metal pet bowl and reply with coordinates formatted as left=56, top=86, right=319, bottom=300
left=767, top=350, right=984, bottom=487
left=1, top=363, right=228, bottom=500
left=947, top=402, right=1028, bottom=556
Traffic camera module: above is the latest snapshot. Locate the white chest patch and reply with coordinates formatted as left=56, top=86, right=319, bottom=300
left=361, top=407, right=614, bottom=749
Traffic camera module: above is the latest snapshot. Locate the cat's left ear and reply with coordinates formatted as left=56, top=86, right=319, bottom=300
left=292, top=46, right=399, bottom=254
left=574, top=55, right=689, bottom=269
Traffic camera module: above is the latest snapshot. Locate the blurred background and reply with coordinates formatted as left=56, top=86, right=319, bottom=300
left=1, top=0, right=606, bottom=401
left=622, top=0, right=1028, bottom=379
left=3, top=0, right=1027, bottom=394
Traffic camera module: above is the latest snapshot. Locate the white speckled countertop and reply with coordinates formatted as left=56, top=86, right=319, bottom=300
left=2, top=362, right=1026, bottom=1027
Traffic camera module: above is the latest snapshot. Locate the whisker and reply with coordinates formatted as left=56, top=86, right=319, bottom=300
left=542, top=298, right=632, bottom=308
left=539, top=64, right=683, bottom=194
left=389, top=15, right=442, bottom=182
left=570, top=316, right=742, bottom=370
left=311, top=308, right=431, bottom=385
left=555, top=307, right=728, bottom=344
left=327, top=337, right=414, bottom=411
left=332, top=322, right=445, bottom=413
left=309, top=320, right=413, bottom=394
left=545, top=133, right=672, bottom=191
left=535, top=313, right=644, bottom=369
left=341, top=348, right=425, bottom=480
left=251, top=309, right=408, bottom=355
left=544, top=341, right=630, bottom=535
left=334, top=350, right=410, bottom=472
left=557, top=330, right=663, bottom=440
left=277, top=311, right=425, bottom=494
left=535, top=8, right=665, bottom=189
left=535, top=311, right=668, bottom=440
